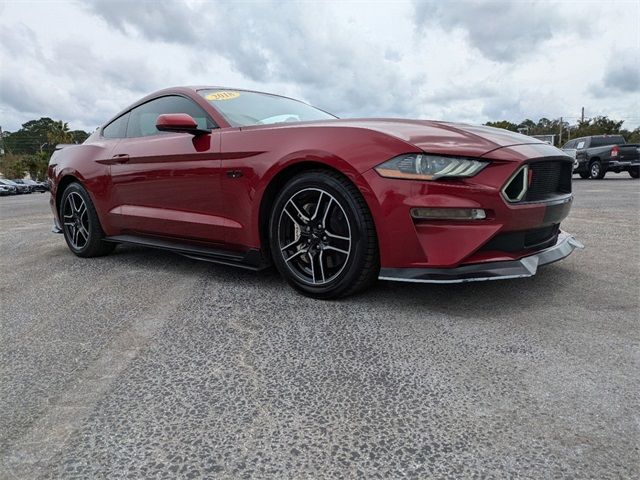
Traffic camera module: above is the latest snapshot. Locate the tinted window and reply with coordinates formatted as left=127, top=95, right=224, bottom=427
left=127, top=95, right=214, bottom=138
left=590, top=136, right=624, bottom=148
left=199, top=90, right=336, bottom=127
left=562, top=140, right=575, bottom=149
left=102, top=112, right=130, bottom=139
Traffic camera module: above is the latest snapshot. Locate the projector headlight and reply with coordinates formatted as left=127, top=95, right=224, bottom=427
left=375, top=153, right=488, bottom=181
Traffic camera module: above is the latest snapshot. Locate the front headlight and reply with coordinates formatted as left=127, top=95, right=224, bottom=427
left=375, top=153, right=488, bottom=181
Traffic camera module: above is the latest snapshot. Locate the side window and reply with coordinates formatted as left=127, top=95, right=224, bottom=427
left=102, top=112, right=130, bottom=139
left=576, top=140, right=586, bottom=149
left=127, top=96, right=214, bottom=138
left=563, top=140, right=575, bottom=149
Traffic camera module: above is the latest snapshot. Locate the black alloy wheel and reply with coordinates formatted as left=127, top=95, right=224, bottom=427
left=60, top=183, right=116, bottom=257
left=269, top=170, right=379, bottom=299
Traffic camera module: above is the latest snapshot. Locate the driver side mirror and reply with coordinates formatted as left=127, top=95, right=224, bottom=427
left=156, top=114, right=211, bottom=135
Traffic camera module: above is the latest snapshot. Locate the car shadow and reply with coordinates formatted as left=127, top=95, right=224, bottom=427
left=107, top=243, right=580, bottom=317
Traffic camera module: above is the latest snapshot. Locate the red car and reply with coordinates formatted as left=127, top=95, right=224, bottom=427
left=48, top=87, right=583, bottom=298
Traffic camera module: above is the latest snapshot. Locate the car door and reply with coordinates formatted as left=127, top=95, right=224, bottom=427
left=108, top=95, right=227, bottom=244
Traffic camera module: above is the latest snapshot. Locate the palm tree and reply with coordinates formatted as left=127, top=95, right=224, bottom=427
left=47, top=120, right=73, bottom=146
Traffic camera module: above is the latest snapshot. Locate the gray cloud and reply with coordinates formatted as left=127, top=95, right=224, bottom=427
left=0, top=0, right=638, bottom=131
left=86, top=0, right=200, bottom=44
left=83, top=0, right=421, bottom=117
left=589, top=50, right=640, bottom=97
left=602, top=64, right=640, bottom=93
left=414, top=0, right=566, bottom=62
left=0, top=21, right=159, bottom=130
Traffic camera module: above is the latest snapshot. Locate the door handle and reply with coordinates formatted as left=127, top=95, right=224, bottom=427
left=112, top=154, right=130, bottom=164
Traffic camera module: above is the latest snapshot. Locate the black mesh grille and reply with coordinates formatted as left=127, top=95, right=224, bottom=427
left=480, top=224, right=560, bottom=253
left=525, top=160, right=572, bottom=202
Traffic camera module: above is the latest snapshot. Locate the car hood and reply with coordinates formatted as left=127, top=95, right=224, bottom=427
left=270, top=118, right=545, bottom=158
left=338, top=118, right=546, bottom=156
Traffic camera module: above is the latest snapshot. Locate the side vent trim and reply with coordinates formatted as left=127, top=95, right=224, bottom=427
left=502, top=165, right=529, bottom=203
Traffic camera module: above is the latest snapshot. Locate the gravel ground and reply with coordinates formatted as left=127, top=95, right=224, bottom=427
left=1, top=177, right=638, bottom=479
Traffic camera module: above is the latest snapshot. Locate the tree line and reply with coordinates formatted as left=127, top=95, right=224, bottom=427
left=485, top=116, right=640, bottom=147
left=0, top=118, right=90, bottom=180
left=2, top=115, right=639, bottom=181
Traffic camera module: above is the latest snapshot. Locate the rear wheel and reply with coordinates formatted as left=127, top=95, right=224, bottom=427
left=629, top=168, right=639, bottom=179
left=60, top=183, right=115, bottom=257
left=269, top=170, right=379, bottom=299
left=589, top=160, right=605, bottom=179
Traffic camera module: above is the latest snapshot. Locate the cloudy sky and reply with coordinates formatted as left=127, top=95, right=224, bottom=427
left=1, top=0, right=638, bottom=133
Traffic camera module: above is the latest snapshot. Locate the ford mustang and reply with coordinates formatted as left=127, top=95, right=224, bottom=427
left=48, top=87, right=583, bottom=298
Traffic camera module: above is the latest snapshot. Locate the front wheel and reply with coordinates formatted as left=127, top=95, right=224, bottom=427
left=269, top=170, right=379, bottom=299
left=60, top=183, right=116, bottom=257
left=629, top=168, right=639, bottom=179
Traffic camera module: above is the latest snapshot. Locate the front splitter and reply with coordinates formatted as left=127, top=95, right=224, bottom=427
left=379, top=232, right=584, bottom=284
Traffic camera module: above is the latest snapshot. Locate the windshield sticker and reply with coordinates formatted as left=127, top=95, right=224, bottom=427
left=206, top=91, right=240, bottom=101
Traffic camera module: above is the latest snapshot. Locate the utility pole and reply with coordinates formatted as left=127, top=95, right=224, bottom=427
left=581, top=107, right=585, bottom=123
left=558, top=117, right=563, bottom=146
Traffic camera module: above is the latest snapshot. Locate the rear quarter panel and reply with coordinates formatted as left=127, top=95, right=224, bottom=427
left=48, top=140, right=118, bottom=233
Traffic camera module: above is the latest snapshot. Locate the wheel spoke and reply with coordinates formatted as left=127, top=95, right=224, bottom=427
left=318, top=250, right=326, bottom=283
left=281, top=238, right=301, bottom=252
left=311, top=191, right=324, bottom=220
left=78, top=225, right=89, bottom=241
left=325, top=230, right=350, bottom=242
left=309, top=251, right=317, bottom=284
left=284, top=208, right=301, bottom=226
left=321, top=197, right=333, bottom=227
left=325, top=230, right=351, bottom=252
left=324, top=245, right=349, bottom=255
left=284, top=248, right=308, bottom=263
left=71, top=194, right=80, bottom=213
left=287, top=199, right=310, bottom=224
left=73, top=226, right=80, bottom=246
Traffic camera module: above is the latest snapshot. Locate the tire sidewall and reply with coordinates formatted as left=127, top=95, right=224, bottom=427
left=269, top=172, right=371, bottom=297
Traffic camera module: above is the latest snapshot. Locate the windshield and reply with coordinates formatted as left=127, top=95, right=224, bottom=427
left=199, top=90, right=337, bottom=127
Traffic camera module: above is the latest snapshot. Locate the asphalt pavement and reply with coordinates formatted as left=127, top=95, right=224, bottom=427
left=1, top=177, right=638, bottom=479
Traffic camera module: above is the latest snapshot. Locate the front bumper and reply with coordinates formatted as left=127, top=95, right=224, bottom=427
left=379, top=231, right=584, bottom=283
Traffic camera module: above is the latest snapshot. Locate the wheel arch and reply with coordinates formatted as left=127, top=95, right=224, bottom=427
left=257, top=160, right=380, bottom=260
left=55, top=174, right=82, bottom=214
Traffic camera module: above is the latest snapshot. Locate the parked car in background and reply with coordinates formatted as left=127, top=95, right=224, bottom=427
left=563, top=135, right=640, bottom=179
left=18, top=179, right=48, bottom=193
left=3, top=179, right=31, bottom=194
left=0, top=183, right=15, bottom=195
left=12, top=179, right=35, bottom=193
left=0, top=179, right=23, bottom=194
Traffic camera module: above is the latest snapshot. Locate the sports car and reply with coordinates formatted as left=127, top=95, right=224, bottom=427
left=47, top=87, right=583, bottom=298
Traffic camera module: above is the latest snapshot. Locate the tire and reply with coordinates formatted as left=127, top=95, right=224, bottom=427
left=579, top=172, right=590, bottom=179
left=269, top=170, right=379, bottom=299
left=629, top=168, right=639, bottom=179
left=589, top=160, right=605, bottom=179
left=60, top=182, right=116, bottom=257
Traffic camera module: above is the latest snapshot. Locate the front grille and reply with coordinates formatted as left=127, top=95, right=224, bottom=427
left=502, top=159, right=572, bottom=203
left=479, top=224, right=560, bottom=253
left=526, top=160, right=572, bottom=202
